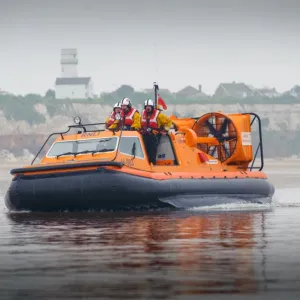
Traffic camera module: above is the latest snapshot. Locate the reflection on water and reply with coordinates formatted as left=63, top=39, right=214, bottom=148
left=1, top=210, right=272, bottom=299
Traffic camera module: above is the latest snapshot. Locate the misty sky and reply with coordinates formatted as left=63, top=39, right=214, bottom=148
left=0, top=0, right=299, bottom=96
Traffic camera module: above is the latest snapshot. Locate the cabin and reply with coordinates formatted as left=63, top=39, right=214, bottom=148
left=43, top=130, right=178, bottom=167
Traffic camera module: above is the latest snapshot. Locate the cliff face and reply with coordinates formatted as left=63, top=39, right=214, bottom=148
left=0, top=102, right=299, bottom=160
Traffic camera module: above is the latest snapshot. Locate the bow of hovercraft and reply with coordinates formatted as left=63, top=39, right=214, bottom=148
left=4, top=118, right=171, bottom=212
left=4, top=160, right=171, bottom=212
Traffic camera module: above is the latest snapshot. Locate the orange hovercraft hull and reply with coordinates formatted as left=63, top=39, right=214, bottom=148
left=4, top=110, right=275, bottom=212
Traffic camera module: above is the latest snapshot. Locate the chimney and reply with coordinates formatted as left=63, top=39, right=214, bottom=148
left=198, top=84, right=202, bottom=92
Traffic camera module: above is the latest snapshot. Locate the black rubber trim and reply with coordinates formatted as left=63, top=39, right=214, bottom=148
left=10, top=161, right=124, bottom=175
left=4, top=168, right=275, bottom=212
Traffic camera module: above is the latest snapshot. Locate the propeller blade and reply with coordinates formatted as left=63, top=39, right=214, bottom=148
left=223, top=136, right=237, bottom=142
left=210, top=146, right=217, bottom=157
left=205, top=120, right=217, bottom=136
left=221, top=143, right=230, bottom=158
left=219, top=118, right=228, bottom=135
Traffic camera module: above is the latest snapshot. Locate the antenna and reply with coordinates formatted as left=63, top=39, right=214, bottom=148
left=153, top=82, right=159, bottom=109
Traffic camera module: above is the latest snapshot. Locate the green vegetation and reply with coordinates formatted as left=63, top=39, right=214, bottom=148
left=0, top=91, right=81, bottom=124
left=0, top=85, right=300, bottom=126
left=0, top=94, right=46, bottom=125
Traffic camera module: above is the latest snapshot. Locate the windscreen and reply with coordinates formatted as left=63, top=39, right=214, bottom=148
left=46, top=137, right=118, bottom=157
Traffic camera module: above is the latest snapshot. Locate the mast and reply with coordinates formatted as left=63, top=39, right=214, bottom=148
left=153, top=82, right=159, bottom=109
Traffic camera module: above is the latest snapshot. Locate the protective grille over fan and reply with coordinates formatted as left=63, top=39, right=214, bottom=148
left=193, top=112, right=238, bottom=162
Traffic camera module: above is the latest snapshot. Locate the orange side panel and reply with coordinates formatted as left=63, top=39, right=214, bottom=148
left=17, top=162, right=267, bottom=180
left=155, top=160, right=175, bottom=166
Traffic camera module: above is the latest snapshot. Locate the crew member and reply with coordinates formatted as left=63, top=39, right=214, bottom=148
left=105, top=102, right=122, bottom=130
left=120, top=97, right=141, bottom=130
left=140, top=99, right=172, bottom=165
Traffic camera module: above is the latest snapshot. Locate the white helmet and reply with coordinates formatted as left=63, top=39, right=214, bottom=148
left=144, top=99, right=154, bottom=107
left=121, top=97, right=132, bottom=107
left=114, top=102, right=121, bottom=109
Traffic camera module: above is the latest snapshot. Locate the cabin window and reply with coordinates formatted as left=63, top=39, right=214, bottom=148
left=46, top=137, right=118, bottom=157
left=118, top=136, right=144, bottom=159
left=47, top=141, right=74, bottom=157
left=76, top=138, right=117, bottom=152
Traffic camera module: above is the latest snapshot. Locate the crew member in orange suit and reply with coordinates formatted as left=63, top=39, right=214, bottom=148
left=140, top=99, right=172, bottom=164
left=105, top=102, right=122, bottom=129
left=120, top=97, right=141, bottom=130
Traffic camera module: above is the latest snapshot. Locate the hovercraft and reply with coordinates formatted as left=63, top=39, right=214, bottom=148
left=4, top=84, right=275, bottom=212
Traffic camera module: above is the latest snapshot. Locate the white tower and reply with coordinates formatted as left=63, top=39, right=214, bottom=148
left=60, top=48, right=78, bottom=78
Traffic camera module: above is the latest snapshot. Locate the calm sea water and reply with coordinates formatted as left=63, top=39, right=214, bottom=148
left=0, top=164, right=300, bottom=300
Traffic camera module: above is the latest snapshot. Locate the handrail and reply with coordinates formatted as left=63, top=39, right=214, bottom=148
left=31, top=128, right=71, bottom=165
left=242, top=112, right=264, bottom=171
left=31, top=119, right=107, bottom=165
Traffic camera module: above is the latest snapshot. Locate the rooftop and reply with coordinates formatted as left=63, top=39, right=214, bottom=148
left=55, top=77, right=91, bottom=85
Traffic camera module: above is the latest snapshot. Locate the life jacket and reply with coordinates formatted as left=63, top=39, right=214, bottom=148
left=122, top=107, right=137, bottom=126
left=107, top=111, right=116, bottom=126
left=141, top=109, right=160, bottom=129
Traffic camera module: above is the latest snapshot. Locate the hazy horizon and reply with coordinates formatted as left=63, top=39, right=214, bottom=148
left=0, top=0, right=299, bottom=96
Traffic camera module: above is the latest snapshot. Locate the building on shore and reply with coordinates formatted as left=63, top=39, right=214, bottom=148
left=54, top=48, right=93, bottom=99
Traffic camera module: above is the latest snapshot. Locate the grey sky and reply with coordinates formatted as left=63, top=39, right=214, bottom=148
left=0, top=0, right=299, bottom=96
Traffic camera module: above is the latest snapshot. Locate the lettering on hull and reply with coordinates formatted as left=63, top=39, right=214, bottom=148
left=81, top=132, right=101, bottom=137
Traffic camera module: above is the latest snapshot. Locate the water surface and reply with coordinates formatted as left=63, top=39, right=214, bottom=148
left=0, top=163, right=299, bottom=299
